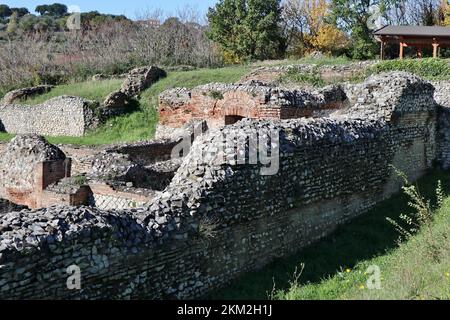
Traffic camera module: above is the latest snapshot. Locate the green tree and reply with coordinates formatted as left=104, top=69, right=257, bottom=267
left=35, top=3, right=67, bottom=17
left=329, top=0, right=398, bottom=59
left=34, top=19, right=50, bottom=32
left=207, top=0, right=285, bottom=62
left=11, top=7, right=29, bottom=17
left=0, top=4, right=12, bottom=18
left=35, top=5, right=49, bottom=15
left=48, top=3, right=67, bottom=16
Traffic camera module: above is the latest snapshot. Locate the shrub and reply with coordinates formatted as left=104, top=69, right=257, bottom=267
left=73, top=175, right=87, bottom=186
left=209, top=90, right=224, bottom=100
left=369, top=58, right=450, bottom=80
left=386, top=166, right=445, bottom=243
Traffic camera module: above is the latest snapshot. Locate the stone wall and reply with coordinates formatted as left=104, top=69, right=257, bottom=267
left=159, top=82, right=347, bottom=128
left=106, top=139, right=180, bottom=166
left=41, top=185, right=91, bottom=208
left=1, top=85, right=54, bottom=104
left=0, top=135, right=73, bottom=209
left=88, top=183, right=156, bottom=210
left=0, top=72, right=445, bottom=299
left=433, top=81, right=450, bottom=169
left=0, top=96, right=98, bottom=137
left=103, top=66, right=166, bottom=108
left=0, top=199, right=27, bottom=216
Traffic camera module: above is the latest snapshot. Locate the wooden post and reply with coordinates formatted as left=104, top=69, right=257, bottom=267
left=432, top=40, right=439, bottom=58
left=399, top=42, right=404, bottom=59
left=380, top=40, right=385, bottom=60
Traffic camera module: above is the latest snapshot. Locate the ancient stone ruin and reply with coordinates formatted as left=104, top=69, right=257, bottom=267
left=0, top=135, right=72, bottom=208
left=0, top=71, right=450, bottom=299
left=103, top=66, right=166, bottom=108
left=1, top=85, right=54, bottom=104
left=158, top=81, right=347, bottom=129
left=0, top=66, right=166, bottom=137
left=0, top=134, right=185, bottom=211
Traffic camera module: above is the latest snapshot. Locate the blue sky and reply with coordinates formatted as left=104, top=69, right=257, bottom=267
left=1, top=0, right=218, bottom=19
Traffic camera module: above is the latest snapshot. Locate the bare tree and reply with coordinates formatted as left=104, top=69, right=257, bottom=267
left=385, top=0, right=442, bottom=25
left=0, top=7, right=223, bottom=94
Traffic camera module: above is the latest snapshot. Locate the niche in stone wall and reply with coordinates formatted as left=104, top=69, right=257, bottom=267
left=225, top=115, right=245, bottom=125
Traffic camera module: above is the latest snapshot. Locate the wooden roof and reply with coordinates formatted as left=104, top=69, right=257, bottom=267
left=374, top=26, right=450, bottom=38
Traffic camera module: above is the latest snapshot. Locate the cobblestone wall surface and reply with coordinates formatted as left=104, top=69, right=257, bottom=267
left=0, top=96, right=98, bottom=137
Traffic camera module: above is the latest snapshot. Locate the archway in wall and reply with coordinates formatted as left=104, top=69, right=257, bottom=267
left=225, top=115, right=245, bottom=125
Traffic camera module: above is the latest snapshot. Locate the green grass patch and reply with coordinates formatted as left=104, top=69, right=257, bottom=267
left=208, top=170, right=450, bottom=300
left=278, top=68, right=327, bottom=87
left=288, top=56, right=352, bottom=67
left=0, top=66, right=250, bottom=146
left=369, top=58, right=450, bottom=80
left=0, top=132, right=14, bottom=143
left=278, top=68, right=364, bottom=87
left=279, top=58, right=450, bottom=87
left=18, top=79, right=123, bottom=105
left=252, top=56, right=353, bottom=68
left=148, top=66, right=252, bottom=91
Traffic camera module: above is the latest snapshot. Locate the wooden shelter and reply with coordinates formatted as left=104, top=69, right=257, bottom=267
left=373, top=26, right=450, bottom=59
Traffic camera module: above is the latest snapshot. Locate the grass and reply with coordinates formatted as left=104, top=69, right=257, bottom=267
left=286, top=56, right=352, bottom=67
left=369, top=58, right=450, bottom=81
left=278, top=66, right=365, bottom=87
left=208, top=170, right=450, bottom=300
left=18, top=79, right=123, bottom=105
left=251, top=56, right=353, bottom=68
left=0, top=66, right=251, bottom=145
left=277, top=58, right=450, bottom=87
left=278, top=68, right=327, bottom=87
left=0, top=132, right=14, bottom=143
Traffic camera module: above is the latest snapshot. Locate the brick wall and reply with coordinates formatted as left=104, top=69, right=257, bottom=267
left=0, top=159, right=71, bottom=209
left=159, top=83, right=347, bottom=129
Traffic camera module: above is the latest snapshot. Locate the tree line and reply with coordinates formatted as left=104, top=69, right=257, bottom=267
left=207, top=0, right=450, bottom=62
left=1, top=1, right=449, bottom=61
left=0, top=0, right=449, bottom=92
left=0, top=3, right=129, bottom=34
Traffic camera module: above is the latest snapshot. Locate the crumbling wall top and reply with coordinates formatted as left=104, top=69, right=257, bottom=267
left=345, top=71, right=436, bottom=120
left=0, top=134, right=66, bottom=192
